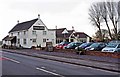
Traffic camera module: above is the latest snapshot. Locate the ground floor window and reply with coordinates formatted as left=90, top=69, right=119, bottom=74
left=43, top=38, right=46, bottom=42
left=23, top=39, right=27, bottom=44
left=32, top=39, right=36, bottom=43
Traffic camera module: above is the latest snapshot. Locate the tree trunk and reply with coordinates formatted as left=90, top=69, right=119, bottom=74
left=111, top=20, right=118, bottom=40
left=104, top=19, right=113, bottom=39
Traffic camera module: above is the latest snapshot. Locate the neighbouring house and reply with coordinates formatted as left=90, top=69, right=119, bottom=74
left=54, top=28, right=91, bottom=44
left=2, top=15, right=56, bottom=48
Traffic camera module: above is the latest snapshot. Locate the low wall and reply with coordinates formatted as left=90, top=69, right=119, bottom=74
left=54, top=49, right=120, bottom=58
left=84, top=51, right=120, bottom=58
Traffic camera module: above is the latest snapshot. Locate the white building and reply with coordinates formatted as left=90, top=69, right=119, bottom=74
left=2, top=15, right=56, bottom=48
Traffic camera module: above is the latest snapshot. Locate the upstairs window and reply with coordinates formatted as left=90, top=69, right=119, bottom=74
left=24, top=31, right=26, bottom=35
left=43, top=31, right=47, bottom=35
left=32, top=31, right=36, bottom=35
left=18, top=32, right=20, bottom=36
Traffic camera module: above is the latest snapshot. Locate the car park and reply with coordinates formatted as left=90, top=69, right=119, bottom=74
left=55, top=42, right=70, bottom=49
left=102, top=43, right=120, bottom=52
left=85, top=42, right=106, bottom=51
left=64, top=42, right=82, bottom=49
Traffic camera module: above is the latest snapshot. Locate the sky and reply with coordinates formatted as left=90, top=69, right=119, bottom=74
left=0, top=0, right=119, bottom=40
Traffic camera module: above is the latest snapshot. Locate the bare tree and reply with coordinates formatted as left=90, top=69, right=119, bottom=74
left=99, top=2, right=113, bottom=39
left=89, top=3, right=103, bottom=41
left=95, top=29, right=109, bottom=40
left=107, top=1, right=119, bottom=40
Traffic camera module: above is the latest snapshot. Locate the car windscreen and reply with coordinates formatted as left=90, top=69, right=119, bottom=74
left=68, top=42, right=75, bottom=46
left=89, top=43, right=100, bottom=48
left=79, top=43, right=87, bottom=47
left=106, top=43, right=118, bottom=48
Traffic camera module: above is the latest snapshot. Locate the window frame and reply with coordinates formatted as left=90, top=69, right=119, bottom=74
left=23, top=31, right=26, bottom=35
left=32, top=30, right=36, bottom=35
left=32, top=39, right=36, bottom=43
left=43, top=38, right=46, bottom=42
left=23, top=39, right=27, bottom=44
left=43, top=31, right=47, bottom=35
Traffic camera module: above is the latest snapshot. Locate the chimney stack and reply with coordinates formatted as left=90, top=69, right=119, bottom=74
left=55, top=25, right=57, bottom=29
left=17, top=20, right=19, bottom=24
left=72, top=26, right=74, bottom=30
left=38, top=14, right=40, bottom=19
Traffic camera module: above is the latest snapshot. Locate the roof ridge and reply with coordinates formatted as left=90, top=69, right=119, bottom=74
left=18, top=18, right=38, bottom=24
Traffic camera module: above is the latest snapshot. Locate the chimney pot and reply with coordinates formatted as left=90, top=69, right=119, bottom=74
left=38, top=14, right=40, bottom=19
left=17, top=20, right=19, bottom=24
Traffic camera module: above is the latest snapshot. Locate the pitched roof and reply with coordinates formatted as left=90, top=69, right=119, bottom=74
left=73, top=32, right=89, bottom=38
left=55, top=28, right=66, bottom=38
left=9, top=18, right=40, bottom=33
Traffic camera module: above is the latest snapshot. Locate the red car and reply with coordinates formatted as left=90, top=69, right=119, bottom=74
left=55, top=42, right=70, bottom=49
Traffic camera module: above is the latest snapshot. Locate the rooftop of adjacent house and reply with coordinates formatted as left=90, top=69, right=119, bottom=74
left=9, top=18, right=46, bottom=33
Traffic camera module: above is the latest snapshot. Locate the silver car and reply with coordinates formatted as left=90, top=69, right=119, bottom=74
left=102, top=43, right=120, bottom=52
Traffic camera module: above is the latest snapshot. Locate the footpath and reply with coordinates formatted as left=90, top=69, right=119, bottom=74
left=1, top=48, right=120, bottom=73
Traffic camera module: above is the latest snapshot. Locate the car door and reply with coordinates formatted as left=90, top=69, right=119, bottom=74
left=99, top=43, right=106, bottom=50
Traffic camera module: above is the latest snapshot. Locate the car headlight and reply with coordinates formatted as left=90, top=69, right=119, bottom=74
left=90, top=48, right=94, bottom=50
left=109, top=49, right=114, bottom=51
left=75, top=47, right=78, bottom=49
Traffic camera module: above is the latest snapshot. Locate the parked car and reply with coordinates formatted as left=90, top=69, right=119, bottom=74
left=75, top=42, right=93, bottom=51
left=109, top=40, right=120, bottom=43
left=102, top=43, right=120, bottom=52
left=85, top=42, right=106, bottom=51
left=55, top=42, right=70, bottom=49
left=64, top=42, right=82, bottom=49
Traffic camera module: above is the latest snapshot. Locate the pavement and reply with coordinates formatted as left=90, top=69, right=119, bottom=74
left=1, top=48, right=120, bottom=73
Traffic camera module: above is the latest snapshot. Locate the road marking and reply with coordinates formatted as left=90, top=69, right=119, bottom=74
left=0, top=57, right=8, bottom=60
left=36, top=67, right=65, bottom=77
left=41, top=67, right=45, bottom=69
left=3, top=57, right=20, bottom=64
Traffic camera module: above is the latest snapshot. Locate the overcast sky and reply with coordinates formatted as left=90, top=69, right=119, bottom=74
left=0, top=0, right=119, bottom=40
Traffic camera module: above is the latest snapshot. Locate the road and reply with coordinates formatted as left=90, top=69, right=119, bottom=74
left=1, top=50, right=119, bottom=76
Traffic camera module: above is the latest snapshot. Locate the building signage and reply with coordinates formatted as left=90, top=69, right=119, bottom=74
left=33, top=26, right=45, bottom=30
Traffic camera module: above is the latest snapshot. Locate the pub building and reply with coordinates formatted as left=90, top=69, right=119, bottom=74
left=2, top=14, right=56, bottom=48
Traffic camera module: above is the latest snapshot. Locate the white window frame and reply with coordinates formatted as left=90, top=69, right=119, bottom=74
left=18, top=32, right=20, bottom=36
left=32, top=39, right=36, bottom=43
left=43, top=38, right=46, bottom=42
left=23, top=39, right=27, bottom=44
left=32, top=31, right=36, bottom=35
left=43, top=31, right=47, bottom=35
left=24, top=31, right=26, bottom=35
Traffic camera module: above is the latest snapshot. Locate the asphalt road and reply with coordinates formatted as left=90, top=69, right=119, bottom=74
left=1, top=50, right=119, bottom=76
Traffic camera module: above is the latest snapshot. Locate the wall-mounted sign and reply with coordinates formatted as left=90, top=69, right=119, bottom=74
left=33, top=26, right=45, bottom=30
